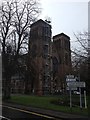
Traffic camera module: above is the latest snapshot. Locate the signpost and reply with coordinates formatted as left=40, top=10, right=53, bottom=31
left=84, top=90, right=87, bottom=109
left=66, top=75, right=77, bottom=91
left=66, top=75, right=86, bottom=108
left=69, top=88, right=72, bottom=108
left=66, top=75, right=76, bottom=108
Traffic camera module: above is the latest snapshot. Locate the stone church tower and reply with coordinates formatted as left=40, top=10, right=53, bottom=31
left=29, top=19, right=52, bottom=95
left=52, top=33, right=72, bottom=92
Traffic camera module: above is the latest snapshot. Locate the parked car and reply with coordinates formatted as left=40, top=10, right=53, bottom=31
left=73, top=91, right=80, bottom=95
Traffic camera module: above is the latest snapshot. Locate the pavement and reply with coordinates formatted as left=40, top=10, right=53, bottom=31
left=2, top=102, right=89, bottom=120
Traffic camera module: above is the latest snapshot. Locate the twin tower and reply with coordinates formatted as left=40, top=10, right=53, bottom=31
left=29, top=19, right=72, bottom=95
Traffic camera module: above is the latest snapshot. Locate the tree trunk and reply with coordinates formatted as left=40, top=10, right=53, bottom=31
left=24, top=71, right=29, bottom=94
left=3, top=74, right=11, bottom=100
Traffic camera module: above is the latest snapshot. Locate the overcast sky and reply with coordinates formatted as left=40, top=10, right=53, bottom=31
left=0, top=0, right=88, bottom=49
left=39, top=0, right=88, bottom=49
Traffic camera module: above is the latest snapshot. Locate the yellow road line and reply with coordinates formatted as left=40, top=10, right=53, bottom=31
left=3, top=105, right=55, bottom=119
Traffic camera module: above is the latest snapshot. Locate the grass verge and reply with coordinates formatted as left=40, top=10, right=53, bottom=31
left=7, top=94, right=88, bottom=116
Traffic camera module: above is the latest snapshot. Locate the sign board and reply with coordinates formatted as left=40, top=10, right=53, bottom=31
left=66, top=86, right=77, bottom=90
left=66, top=75, right=76, bottom=82
left=67, top=81, right=86, bottom=88
left=66, top=78, right=76, bottom=82
left=66, top=75, right=74, bottom=79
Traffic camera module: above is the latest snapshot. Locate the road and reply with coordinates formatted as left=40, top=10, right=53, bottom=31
left=2, top=105, right=59, bottom=120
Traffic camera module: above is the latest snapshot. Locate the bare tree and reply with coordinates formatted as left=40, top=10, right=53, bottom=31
left=0, top=0, right=15, bottom=99
left=12, top=0, right=40, bottom=55
left=72, top=31, right=88, bottom=57
left=71, top=31, right=89, bottom=67
left=71, top=31, right=89, bottom=93
left=0, top=0, right=41, bottom=99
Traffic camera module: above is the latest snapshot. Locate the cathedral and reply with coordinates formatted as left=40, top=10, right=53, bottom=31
left=29, top=19, right=71, bottom=95
left=11, top=19, right=72, bottom=95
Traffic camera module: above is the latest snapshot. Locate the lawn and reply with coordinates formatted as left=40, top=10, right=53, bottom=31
left=7, top=94, right=88, bottom=116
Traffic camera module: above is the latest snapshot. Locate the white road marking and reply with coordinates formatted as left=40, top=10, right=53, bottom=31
left=0, top=115, right=11, bottom=120
left=3, top=105, right=55, bottom=119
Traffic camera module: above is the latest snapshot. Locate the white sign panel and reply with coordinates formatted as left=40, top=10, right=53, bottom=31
left=66, top=75, right=74, bottom=79
left=67, top=82, right=85, bottom=88
left=66, top=78, right=76, bottom=82
left=66, top=87, right=77, bottom=90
